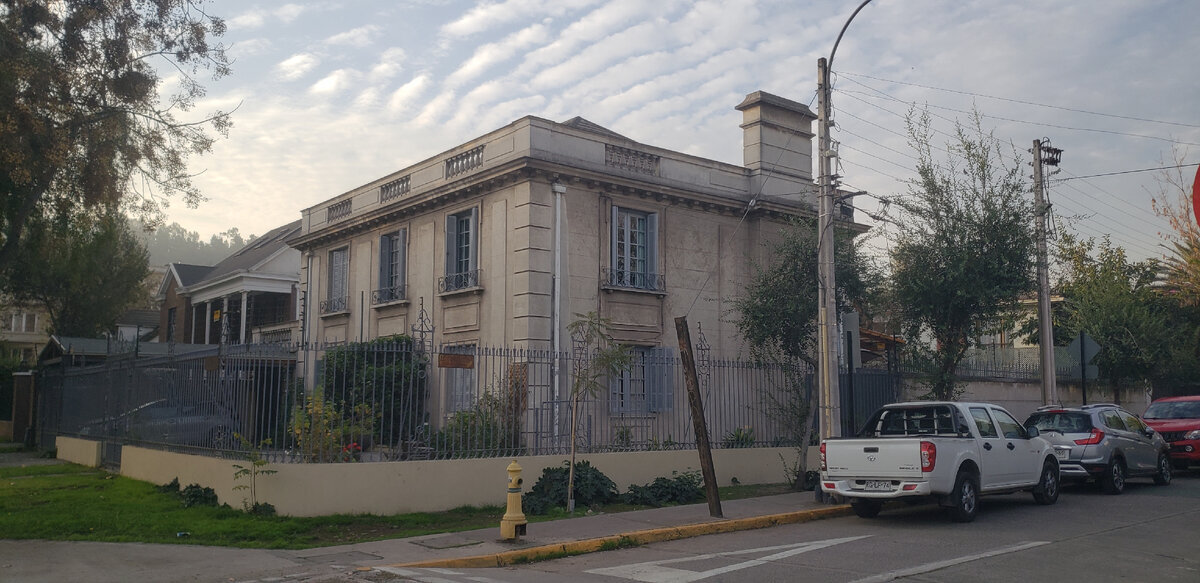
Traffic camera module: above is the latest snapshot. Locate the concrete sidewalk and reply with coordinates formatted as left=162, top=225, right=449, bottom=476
left=0, top=490, right=849, bottom=582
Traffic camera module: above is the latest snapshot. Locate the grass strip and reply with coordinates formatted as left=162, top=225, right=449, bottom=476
left=0, top=462, right=795, bottom=549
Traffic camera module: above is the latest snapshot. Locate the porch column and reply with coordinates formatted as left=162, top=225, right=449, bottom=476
left=240, top=290, right=249, bottom=344
left=204, top=302, right=212, bottom=345
left=192, top=303, right=201, bottom=343
left=222, top=296, right=229, bottom=344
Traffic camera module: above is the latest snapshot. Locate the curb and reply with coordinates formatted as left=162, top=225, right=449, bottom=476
left=383, top=504, right=853, bottom=569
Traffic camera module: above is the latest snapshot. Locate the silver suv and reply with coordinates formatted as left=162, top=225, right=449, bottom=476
left=1023, top=404, right=1171, bottom=494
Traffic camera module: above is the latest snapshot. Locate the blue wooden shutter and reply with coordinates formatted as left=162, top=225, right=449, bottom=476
left=647, top=346, right=672, bottom=412
left=610, top=205, right=619, bottom=281
left=647, top=212, right=659, bottom=288
left=397, top=228, right=407, bottom=288
left=445, top=214, right=457, bottom=276
left=467, top=207, right=478, bottom=273
left=379, top=234, right=392, bottom=289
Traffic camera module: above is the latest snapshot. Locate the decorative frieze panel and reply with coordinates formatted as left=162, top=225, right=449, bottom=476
left=380, top=175, right=411, bottom=202
left=326, top=200, right=352, bottom=222
left=605, top=144, right=659, bottom=175
left=445, top=145, right=485, bottom=178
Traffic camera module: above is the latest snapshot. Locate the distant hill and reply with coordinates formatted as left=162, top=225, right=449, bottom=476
left=131, top=220, right=258, bottom=266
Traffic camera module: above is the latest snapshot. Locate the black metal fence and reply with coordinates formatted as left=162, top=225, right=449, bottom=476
left=39, top=339, right=906, bottom=463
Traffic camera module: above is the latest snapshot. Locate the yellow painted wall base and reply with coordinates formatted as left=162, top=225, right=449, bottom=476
left=56, top=436, right=102, bottom=467
left=109, top=444, right=808, bottom=516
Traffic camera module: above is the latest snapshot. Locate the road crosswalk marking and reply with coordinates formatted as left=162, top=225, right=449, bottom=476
left=586, top=535, right=872, bottom=582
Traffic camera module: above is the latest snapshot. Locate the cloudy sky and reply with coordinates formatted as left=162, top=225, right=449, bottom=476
left=165, top=0, right=1200, bottom=262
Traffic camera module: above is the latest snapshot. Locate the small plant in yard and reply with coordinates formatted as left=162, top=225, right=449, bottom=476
left=289, top=392, right=374, bottom=462
left=613, top=425, right=633, bottom=449
left=232, top=434, right=278, bottom=516
left=522, top=461, right=618, bottom=515
left=180, top=483, right=219, bottom=508
left=722, top=426, right=755, bottom=448
left=622, top=470, right=704, bottom=507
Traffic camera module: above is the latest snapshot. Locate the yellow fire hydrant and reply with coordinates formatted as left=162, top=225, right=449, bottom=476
left=500, top=460, right=527, bottom=541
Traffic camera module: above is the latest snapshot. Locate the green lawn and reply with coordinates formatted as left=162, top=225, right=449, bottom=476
left=0, top=456, right=793, bottom=549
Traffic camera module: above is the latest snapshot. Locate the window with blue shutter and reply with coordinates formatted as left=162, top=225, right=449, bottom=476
left=610, top=346, right=672, bottom=413
left=442, top=208, right=479, bottom=292
left=374, top=229, right=406, bottom=304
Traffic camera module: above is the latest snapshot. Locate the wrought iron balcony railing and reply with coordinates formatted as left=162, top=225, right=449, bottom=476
left=319, top=295, right=348, bottom=314
left=438, top=269, right=483, bottom=293
left=371, top=284, right=408, bottom=305
left=602, top=267, right=665, bottom=292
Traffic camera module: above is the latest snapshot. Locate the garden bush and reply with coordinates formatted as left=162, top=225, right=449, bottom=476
left=622, top=470, right=704, bottom=507
left=522, top=461, right=618, bottom=515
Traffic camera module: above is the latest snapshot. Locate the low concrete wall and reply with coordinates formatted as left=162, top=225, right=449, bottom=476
left=56, top=436, right=102, bottom=467
left=902, top=379, right=1153, bottom=421
left=115, top=445, right=803, bottom=516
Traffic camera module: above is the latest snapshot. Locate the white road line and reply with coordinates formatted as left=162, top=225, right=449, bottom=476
left=427, top=568, right=463, bottom=574
left=846, top=541, right=1052, bottom=583
left=587, top=536, right=872, bottom=583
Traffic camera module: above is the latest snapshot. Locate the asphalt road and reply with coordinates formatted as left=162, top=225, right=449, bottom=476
left=379, top=470, right=1200, bottom=583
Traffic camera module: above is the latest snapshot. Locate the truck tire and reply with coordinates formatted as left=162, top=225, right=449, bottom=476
left=1032, top=459, right=1060, bottom=505
left=1100, top=457, right=1126, bottom=495
left=850, top=498, right=883, bottom=518
left=948, top=470, right=979, bottom=523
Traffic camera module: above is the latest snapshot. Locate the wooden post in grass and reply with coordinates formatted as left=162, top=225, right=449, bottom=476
left=675, top=316, right=722, bottom=518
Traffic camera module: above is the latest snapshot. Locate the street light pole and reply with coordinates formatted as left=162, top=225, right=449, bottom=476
left=816, top=57, right=841, bottom=443
left=1032, top=138, right=1062, bottom=405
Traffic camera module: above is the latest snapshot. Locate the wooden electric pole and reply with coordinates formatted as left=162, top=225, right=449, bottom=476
left=675, top=316, right=721, bottom=518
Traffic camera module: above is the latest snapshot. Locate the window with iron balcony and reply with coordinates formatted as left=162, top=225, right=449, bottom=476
left=605, top=206, right=664, bottom=292
left=374, top=229, right=408, bottom=305
left=439, top=208, right=482, bottom=293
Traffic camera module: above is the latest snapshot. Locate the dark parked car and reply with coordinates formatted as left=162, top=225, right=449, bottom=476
left=79, top=399, right=237, bottom=449
left=1024, top=403, right=1171, bottom=494
left=1141, top=395, right=1200, bottom=471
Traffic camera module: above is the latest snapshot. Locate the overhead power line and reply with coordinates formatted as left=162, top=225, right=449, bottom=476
left=840, top=71, right=1200, bottom=129
left=1055, top=163, right=1200, bottom=181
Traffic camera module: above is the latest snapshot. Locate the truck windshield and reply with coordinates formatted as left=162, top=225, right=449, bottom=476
left=860, top=405, right=965, bottom=437
left=1143, top=400, right=1200, bottom=420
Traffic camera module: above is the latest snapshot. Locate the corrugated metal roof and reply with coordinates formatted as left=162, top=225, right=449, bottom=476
left=198, top=220, right=301, bottom=283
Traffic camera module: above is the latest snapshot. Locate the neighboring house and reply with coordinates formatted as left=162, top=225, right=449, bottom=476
left=1, top=299, right=50, bottom=364
left=156, top=221, right=302, bottom=345
left=288, top=90, right=867, bottom=419
left=114, top=309, right=160, bottom=344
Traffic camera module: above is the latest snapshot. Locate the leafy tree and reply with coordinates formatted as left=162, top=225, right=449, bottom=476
left=886, top=111, right=1035, bottom=400
left=566, top=312, right=632, bottom=512
left=0, top=0, right=232, bottom=270
left=1056, top=234, right=1168, bottom=398
left=731, top=216, right=877, bottom=489
left=1150, top=148, right=1200, bottom=307
left=3, top=208, right=150, bottom=336
left=320, top=334, right=429, bottom=448
left=733, top=217, right=878, bottom=364
left=133, top=220, right=257, bottom=266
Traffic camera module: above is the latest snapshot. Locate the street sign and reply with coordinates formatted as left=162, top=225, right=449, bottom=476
left=1067, top=332, right=1100, bottom=364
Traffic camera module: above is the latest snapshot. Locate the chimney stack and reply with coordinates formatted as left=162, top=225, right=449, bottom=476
left=735, top=91, right=817, bottom=200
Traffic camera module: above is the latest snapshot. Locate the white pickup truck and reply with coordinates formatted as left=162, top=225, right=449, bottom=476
left=820, top=401, right=1060, bottom=522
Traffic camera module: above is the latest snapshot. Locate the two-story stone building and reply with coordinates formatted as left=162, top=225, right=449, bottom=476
left=288, top=91, right=863, bottom=429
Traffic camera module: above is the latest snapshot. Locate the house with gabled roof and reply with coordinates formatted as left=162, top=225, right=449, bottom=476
left=156, top=220, right=302, bottom=344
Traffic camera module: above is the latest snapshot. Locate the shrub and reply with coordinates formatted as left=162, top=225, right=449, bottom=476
left=321, top=335, right=429, bottom=446
left=289, top=393, right=374, bottom=462
left=622, top=470, right=704, bottom=507
left=180, top=484, right=219, bottom=508
left=722, top=426, right=755, bottom=448
left=523, top=461, right=618, bottom=515
left=431, top=392, right=522, bottom=459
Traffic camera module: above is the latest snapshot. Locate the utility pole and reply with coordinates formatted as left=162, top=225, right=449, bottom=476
left=816, top=57, right=842, bottom=443
left=1031, top=138, right=1062, bottom=405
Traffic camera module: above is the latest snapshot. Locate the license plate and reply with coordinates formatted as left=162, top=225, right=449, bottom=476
left=1055, top=448, right=1070, bottom=460
left=864, top=480, right=893, bottom=491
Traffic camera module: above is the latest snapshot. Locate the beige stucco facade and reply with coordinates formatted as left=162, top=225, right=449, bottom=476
left=290, top=91, right=858, bottom=354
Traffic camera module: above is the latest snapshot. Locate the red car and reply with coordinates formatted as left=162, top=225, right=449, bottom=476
left=1142, top=395, right=1200, bottom=470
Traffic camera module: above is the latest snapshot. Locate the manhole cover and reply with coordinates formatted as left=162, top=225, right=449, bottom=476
left=411, top=534, right=484, bottom=550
